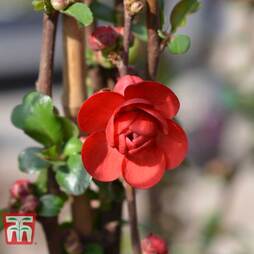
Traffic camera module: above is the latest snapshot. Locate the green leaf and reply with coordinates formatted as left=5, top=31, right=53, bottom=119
left=39, top=194, right=65, bottom=217
left=42, top=145, right=59, bottom=161
left=168, top=34, right=191, bottom=54
left=56, top=154, right=91, bottom=195
left=63, top=137, right=82, bottom=157
left=11, top=91, right=63, bottom=147
left=18, top=147, right=49, bottom=173
left=58, top=117, right=79, bottom=141
left=35, top=169, right=48, bottom=194
left=62, top=3, right=93, bottom=26
left=132, top=24, right=147, bottom=42
left=32, top=0, right=44, bottom=11
left=90, top=1, right=115, bottom=23
left=170, top=0, right=201, bottom=33
left=85, top=244, right=104, bottom=254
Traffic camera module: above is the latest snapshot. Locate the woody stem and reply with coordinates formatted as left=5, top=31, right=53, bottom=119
left=121, top=1, right=142, bottom=252
left=125, top=184, right=142, bottom=254
left=36, top=12, right=62, bottom=254
left=118, top=0, right=133, bottom=76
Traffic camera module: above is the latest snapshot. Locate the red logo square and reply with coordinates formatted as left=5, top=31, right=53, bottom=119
left=2, top=212, right=36, bottom=245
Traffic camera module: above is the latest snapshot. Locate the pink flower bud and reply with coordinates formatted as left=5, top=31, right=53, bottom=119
left=20, top=195, right=39, bottom=213
left=88, top=26, right=119, bottom=51
left=10, top=179, right=31, bottom=200
left=142, top=234, right=168, bottom=254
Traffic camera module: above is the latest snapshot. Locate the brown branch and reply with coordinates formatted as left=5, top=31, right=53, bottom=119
left=119, top=1, right=133, bottom=76
left=62, top=15, right=87, bottom=120
left=39, top=216, right=63, bottom=254
left=146, top=0, right=160, bottom=80
left=125, top=184, right=142, bottom=254
left=36, top=12, right=63, bottom=254
left=36, top=12, right=58, bottom=96
left=115, top=0, right=124, bottom=26
left=62, top=13, right=93, bottom=238
left=118, top=2, right=142, bottom=254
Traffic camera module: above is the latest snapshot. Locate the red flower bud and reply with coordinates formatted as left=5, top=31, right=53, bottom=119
left=10, top=179, right=31, bottom=200
left=20, top=195, right=39, bottom=213
left=88, top=26, right=119, bottom=51
left=142, top=234, right=168, bottom=254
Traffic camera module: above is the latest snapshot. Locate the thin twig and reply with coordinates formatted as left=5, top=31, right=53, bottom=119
left=36, top=12, right=62, bottom=254
left=125, top=184, right=142, bottom=254
left=120, top=1, right=133, bottom=76
left=146, top=0, right=160, bottom=80
left=121, top=1, right=142, bottom=253
left=36, top=12, right=58, bottom=96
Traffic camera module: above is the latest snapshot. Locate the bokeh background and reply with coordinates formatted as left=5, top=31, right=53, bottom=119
left=1, top=0, right=254, bottom=253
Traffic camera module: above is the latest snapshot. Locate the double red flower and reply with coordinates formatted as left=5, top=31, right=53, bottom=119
left=78, top=75, right=188, bottom=189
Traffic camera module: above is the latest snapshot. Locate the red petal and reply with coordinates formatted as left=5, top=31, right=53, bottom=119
left=124, top=81, right=180, bottom=118
left=114, top=75, right=143, bottom=95
left=137, top=106, right=168, bottom=135
left=122, top=146, right=166, bottom=189
left=157, top=120, right=188, bottom=170
left=82, top=131, right=123, bottom=181
left=78, top=91, right=125, bottom=134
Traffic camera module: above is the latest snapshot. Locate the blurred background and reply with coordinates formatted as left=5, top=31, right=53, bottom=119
left=1, top=0, right=254, bottom=253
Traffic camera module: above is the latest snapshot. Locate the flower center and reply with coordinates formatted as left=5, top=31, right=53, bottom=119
left=115, top=110, right=158, bottom=155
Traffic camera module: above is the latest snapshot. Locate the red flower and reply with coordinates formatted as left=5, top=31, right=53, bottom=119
left=78, top=75, right=188, bottom=189
left=142, top=234, right=168, bottom=254
left=10, top=179, right=31, bottom=200
left=88, top=26, right=119, bottom=51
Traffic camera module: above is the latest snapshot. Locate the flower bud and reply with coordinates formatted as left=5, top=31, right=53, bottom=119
left=88, top=26, right=119, bottom=51
left=10, top=179, right=31, bottom=200
left=20, top=195, right=39, bottom=213
left=51, top=0, right=67, bottom=10
left=142, top=234, right=168, bottom=254
left=125, top=0, right=145, bottom=16
left=50, top=0, right=75, bottom=11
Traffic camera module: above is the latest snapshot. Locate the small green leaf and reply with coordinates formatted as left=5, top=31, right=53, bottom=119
left=63, top=137, right=82, bottom=157
left=11, top=91, right=63, bottom=147
left=85, top=244, right=104, bottom=254
left=62, top=3, right=93, bottom=26
left=32, top=0, right=44, bottom=11
left=39, top=194, right=65, bottom=217
left=35, top=169, right=48, bottom=194
left=18, top=147, right=50, bottom=173
left=56, top=154, right=91, bottom=195
left=170, top=0, right=201, bottom=33
left=168, top=34, right=191, bottom=54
